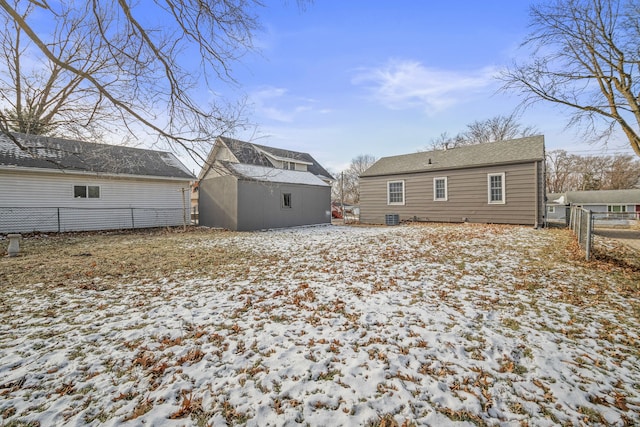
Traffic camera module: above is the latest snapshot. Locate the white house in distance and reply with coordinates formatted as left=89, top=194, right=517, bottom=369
left=0, top=132, right=195, bottom=233
left=547, top=189, right=640, bottom=225
left=198, top=137, right=333, bottom=231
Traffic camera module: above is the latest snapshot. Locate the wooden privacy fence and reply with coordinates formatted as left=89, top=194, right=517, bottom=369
left=569, top=206, right=593, bottom=261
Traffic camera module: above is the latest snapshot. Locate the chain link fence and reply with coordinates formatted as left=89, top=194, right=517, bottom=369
left=569, top=206, right=593, bottom=260
left=0, top=207, right=189, bottom=234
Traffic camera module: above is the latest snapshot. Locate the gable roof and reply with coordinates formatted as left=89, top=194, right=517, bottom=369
left=0, top=133, right=194, bottom=180
left=220, top=136, right=334, bottom=180
left=361, top=135, right=545, bottom=177
left=553, top=189, right=640, bottom=205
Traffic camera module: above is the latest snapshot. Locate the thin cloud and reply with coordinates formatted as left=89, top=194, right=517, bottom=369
left=250, top=87, right=294, bottom=122
left=250, top=86, right=324, bottom=123
left=353, top=59, right=498, bottom=114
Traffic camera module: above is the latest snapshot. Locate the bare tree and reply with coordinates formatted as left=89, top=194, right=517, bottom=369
left=333, top=154, right=376, bottom=204
left=546, top=150, right=640, bottom=192
left=577, top=156, right=610, bottom=190
left=0, top=0, right=261, bottom=164
left=501, top=0, right=640, bottom=157
left=465, top=114, right=537, bottom=144
left=0, top=1, right=120, bottom=141
left=428, top=114, right=537, bottom=150
left=427, top=132, right=467, bottom=150
left=605, top=154, right=640, bottom=188
left=546, top=150, right=576, bottom=193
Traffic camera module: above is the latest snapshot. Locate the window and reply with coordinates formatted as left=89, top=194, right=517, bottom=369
left=282, top=192, right=292, bottom=208
left=387, top=180, right=405, bottom=205
left=283, top=161, right=295, bottom=170
left=608, top=205, right=627, bottom=213
left=548, top=206, right=556, bottom=213
left=487, top=173, right=505, bottom=204
left=74, top=185, right=100, bottom=199
left=433, top=177, right=448, bottom=201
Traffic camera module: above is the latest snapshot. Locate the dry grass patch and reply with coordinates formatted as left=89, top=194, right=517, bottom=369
left=0, top=227, right=246, bottom=289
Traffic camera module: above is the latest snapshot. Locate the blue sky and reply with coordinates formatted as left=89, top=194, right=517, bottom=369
left=205, top=1, right=635, bottom=173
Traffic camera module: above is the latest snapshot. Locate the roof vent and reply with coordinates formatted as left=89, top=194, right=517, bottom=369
left=428, top=158, right=432, bottom=165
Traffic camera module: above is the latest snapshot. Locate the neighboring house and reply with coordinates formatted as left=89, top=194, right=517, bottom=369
left=198, top=137, right=333, bottom=231
left=547, top=189, right=640, bottom=224
left=0, top=133, right=195, bottom=233
left=546, top=193, right=570, bottom=224
left=359, top=136, right=546, bottom=227
left=191, top=180, right=199, bottom=223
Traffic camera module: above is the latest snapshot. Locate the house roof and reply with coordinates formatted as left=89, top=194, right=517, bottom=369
left=225, top=162, right=329, bottom=187
left=360, top=135, right=545, bottom=177
left=552, top=189, right=640, bottom=205
left=547, top=193, right=566, bottom=205
left=0, top=133, right=194, bottom=180
left=220, top=137, right=334, bottom=181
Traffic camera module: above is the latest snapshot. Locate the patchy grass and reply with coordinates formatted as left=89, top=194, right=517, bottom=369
left=0, top=227, right=245, bottom=288
left=0, top=223, right=639, bottom=426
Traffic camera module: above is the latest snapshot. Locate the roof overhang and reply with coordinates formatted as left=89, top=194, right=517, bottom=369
left=360, top=158, right=544, bottom=178
left=0, top=165, right=194, bottom=182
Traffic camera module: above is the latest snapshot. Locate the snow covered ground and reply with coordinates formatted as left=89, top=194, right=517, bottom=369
left=1, top=224, right=639, bottom=426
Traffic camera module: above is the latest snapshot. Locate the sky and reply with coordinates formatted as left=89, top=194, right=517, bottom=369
left=194, top=0, right=636, bottom=175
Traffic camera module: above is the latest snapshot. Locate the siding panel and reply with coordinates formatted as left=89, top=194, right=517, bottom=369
left=199, top=175, right=239, bottom=230
left=0, top=170, right=190, bottom=232
left=361, top=162, right=542, bottom=226
left=237, top=181, right=330, bottom=231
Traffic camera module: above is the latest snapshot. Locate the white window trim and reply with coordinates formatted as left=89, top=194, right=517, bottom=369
left=487, top=173, right=506, bottom=204
left=433, top=177, right=448, bottom=201
left=387, top=180, right=405, bottom=205
left=607, top=205, right=627, bottom=213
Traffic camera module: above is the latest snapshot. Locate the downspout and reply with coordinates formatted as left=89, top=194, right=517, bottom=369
left=534, top=160, right=540, bottom=229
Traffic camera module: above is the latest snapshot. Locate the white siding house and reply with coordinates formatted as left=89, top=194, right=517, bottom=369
left=546, top=189, right=640, bottom=225
left=0, top=133, right=195, bottom=233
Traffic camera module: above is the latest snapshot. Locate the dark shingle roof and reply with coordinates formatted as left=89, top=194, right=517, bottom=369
left=220, top=136, right=334, bottom=180
left=0, top=133, right=194, bottom=179
left=361, top=135, right=545, bottom=177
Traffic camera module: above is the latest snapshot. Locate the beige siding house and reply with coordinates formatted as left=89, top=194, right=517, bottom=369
left=359, top=136, right=546, bottom=227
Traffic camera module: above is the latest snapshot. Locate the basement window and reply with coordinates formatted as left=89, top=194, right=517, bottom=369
left=74, top=185, right=100, bottom=199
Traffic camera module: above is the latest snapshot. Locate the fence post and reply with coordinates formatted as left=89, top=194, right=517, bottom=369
left=585, top=210, right=592, bottom=261
left=569, top=207, right=574, bottom=229
left=57, top=208, right=61, bottom=233
left=131, top=208, right=135, bottom=229
left=576, top=209, right=582, bottom=244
